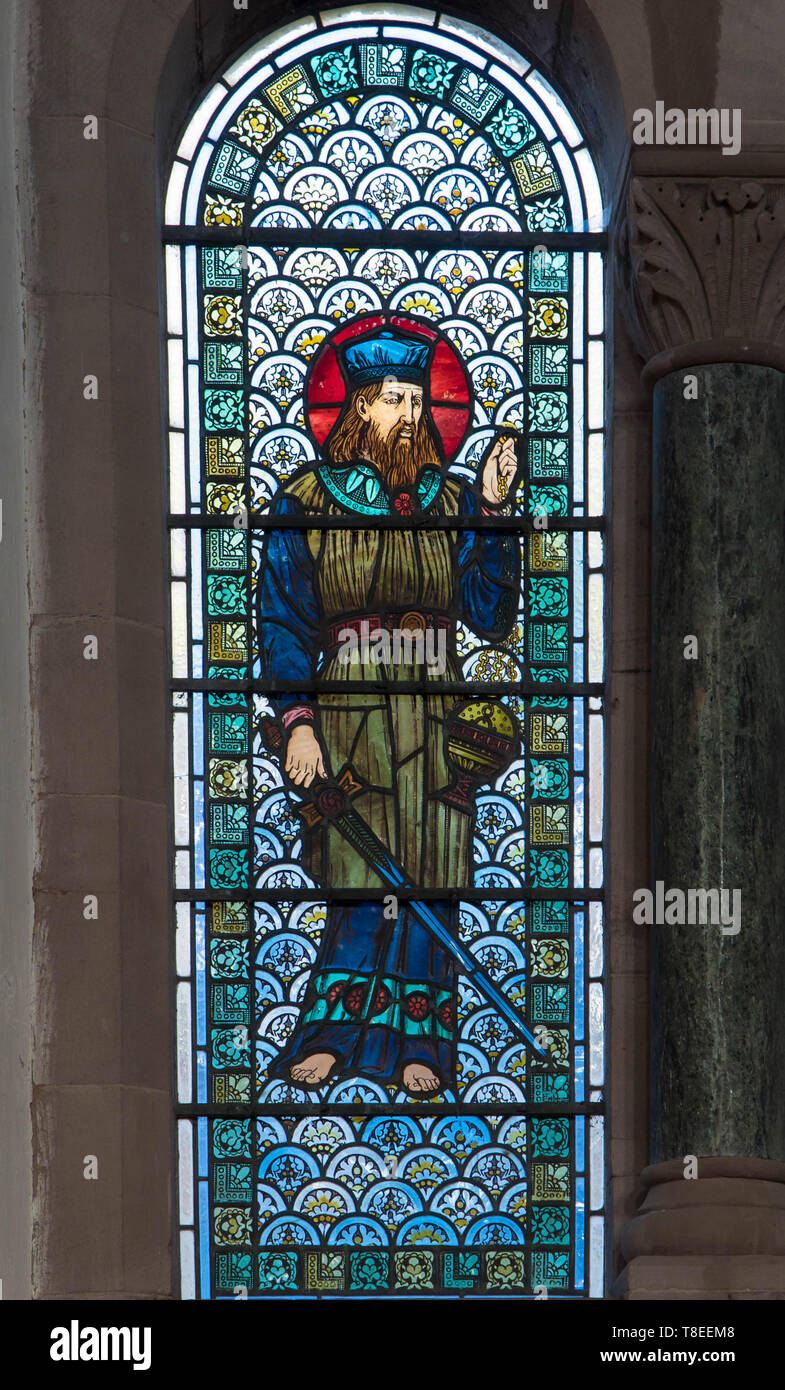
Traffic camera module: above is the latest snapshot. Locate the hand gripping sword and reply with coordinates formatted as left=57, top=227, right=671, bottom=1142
left=262, top=720, right=552, bottom=1063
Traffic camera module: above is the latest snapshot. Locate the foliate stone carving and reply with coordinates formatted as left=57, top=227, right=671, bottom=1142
left=618, top=177, right=785, bottom=373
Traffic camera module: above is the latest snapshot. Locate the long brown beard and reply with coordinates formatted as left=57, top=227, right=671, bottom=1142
left=328, top=386, right=443, bottom=488
left=362, top=417, right=423, bottom=488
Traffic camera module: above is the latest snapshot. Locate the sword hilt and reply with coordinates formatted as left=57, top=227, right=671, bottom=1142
left=290, top=765, right=365, bottom=828
left=258, top=713, right=365, bottom=825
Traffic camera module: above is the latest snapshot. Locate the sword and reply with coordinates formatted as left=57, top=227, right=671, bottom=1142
left=261, top=719, right=553, bottom=1063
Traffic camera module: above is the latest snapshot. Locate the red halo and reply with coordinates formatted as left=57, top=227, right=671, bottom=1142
left=305, top=313, right=472, bottom=463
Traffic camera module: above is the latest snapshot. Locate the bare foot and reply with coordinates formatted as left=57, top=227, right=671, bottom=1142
left=403, top=1062, right=440, bottom=1094
left=290, top=1053, right=336, bottom=1086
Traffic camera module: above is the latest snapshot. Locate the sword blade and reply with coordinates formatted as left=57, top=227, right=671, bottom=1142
left=334, top=805, right=547, bottom=1057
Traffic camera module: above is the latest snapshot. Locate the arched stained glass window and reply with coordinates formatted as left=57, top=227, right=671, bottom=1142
left=165, top=6, right=607, bottom=1301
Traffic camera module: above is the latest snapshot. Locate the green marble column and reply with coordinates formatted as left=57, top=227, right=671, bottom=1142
left=651, top=362, right=785, bottom=1162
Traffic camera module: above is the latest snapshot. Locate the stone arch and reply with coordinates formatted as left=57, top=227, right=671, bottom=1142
left=156, top=2, right=626, bottom=213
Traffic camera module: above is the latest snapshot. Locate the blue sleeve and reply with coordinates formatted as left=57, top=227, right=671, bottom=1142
left=257, top=493, right=320, bottom=711
left=457, top=486, right=520, bottom=640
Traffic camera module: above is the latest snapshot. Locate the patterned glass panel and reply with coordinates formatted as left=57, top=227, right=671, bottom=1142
left=167, top=8, right=607, bottom=1301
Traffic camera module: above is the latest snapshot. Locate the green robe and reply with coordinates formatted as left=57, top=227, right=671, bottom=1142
left=258, top=461, right=518, bottom=1085
left=281, top=467, right=472, bottom=890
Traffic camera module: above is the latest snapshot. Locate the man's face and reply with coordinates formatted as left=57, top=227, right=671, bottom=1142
left=356, top=378, right=423, bottom=444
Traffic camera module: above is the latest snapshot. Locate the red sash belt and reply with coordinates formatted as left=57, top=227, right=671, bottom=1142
left=327, top=611, right=451, bottom=649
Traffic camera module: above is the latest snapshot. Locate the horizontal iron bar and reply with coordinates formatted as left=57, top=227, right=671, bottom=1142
left=218, top=1291, right=588, bottom=1300
left=171, top=678, right=603, bottom=696
left=175, top=1102, right=603, bottom=1118
left=168, top=512, right=606, bottom=532
left=174, top=887, right=605, bottom=902
left=162, top=225, right=607, bottom=251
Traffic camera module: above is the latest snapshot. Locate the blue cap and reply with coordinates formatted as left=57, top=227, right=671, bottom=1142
left=341, top=329, right=430, bottom=387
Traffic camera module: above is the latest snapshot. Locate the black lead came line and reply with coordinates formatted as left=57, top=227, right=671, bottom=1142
left=171, top=679, right=604, bottom=695
left=166, top=513, right=607, bottom=532
left=174, top=1103, right=604, bottom=1118
left=161, top=225, right=607, bottom=251
left=173, top=888, right=605, bottom=902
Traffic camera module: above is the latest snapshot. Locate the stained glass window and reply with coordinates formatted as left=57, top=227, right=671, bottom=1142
left=165, top=6, right=607, bottom=1301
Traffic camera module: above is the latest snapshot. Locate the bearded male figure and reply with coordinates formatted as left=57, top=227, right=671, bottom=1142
left=258, top=326, right=520, bottom=1095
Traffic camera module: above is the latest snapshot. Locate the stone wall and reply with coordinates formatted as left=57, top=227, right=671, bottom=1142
left=0, top=0, right=34, bottom=1304
left=4, top=0, right=782, bottom=1298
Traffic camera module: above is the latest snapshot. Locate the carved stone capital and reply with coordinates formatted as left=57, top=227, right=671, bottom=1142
left=618, top=177, right=785, bottom=382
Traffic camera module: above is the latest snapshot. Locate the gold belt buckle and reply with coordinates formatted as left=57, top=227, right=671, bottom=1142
left=399, top=610, right=427, bottom=634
